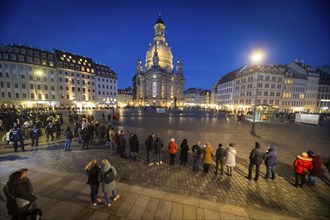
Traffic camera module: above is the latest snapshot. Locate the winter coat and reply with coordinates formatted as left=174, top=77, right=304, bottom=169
left=293, top=157, right=313, bottom=175
left=154, top=138, right=164, bottom=154
left=264, top=146, right=277, bottom=167
left=192, top=144, right=203, bottom=159
left=145, top=135, right=154, bottom=152
left=29, top=128, right=41, bottom=138
left=98, top=163, right=117, bottom=193
left=249, top=146, right=265, bottom=165
left=215, top=146, right=226, bottom=161
left=45, top=124, right=54, bottom=134
left=129, top=136, right=139, bottom=153
left=203, top=146, right=214, bottom=164
left=224, top=146, right=236, bottom=167
left=179, top=142, right=189, bottom=162
left=86, top=165, right=100, bottom=185
left=65, top=130, right=73, bottom=140
left=82, top=128, right=90, bottom=141
left=9, top=128, right=23, bottom=142
left=168, top=141, right=178, bottom=155
left=310, top=155, right=322, bottom=176
left=119, top=134, right=126, bottom=148
left=3, top=172, right=37, bottom=216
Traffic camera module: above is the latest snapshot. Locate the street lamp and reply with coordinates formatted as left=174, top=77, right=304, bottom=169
left=34, top=70, right=43, bottom=111
left=250, top=48, right=264, bottom=136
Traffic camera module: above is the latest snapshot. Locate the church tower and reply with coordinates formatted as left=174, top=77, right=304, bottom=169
left=132, top=15, right=185, bottom=107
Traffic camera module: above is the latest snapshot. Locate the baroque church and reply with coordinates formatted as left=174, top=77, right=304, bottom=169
left=132, top=15, right=185, bottom=107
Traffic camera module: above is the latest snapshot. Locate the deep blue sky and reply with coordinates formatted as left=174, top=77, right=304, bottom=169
left=1, top=0, right=329, bottom=90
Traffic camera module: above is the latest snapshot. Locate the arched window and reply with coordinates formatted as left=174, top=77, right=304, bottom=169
left=152, top=82, right=157, bottom=98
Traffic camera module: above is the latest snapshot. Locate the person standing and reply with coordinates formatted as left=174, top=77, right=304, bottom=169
left=145, top=133, right=155, bottom=166
left=215, top=143, right=226, bottom=176
left=64, top=127, right=73, bottom=151
left=82, top=127, right=90, bottom=150
left=179, top=139, right=189, bottom=167
left=202, top=142, right=214, bottom=173
left=85, top=159, right=101, bottom=206
left=224, top=143, right=236, bottom=176
left=168, top=138, right=178, bottom=166
left=129, top=134, right=139, bottom=161
left=118, top=130, right=126, bottom=158
left=30, top=125, right=41, bottom=147
left=247, top=142, right=265, bottom=181
left=307, top=150, right=322, bottom=186
left=191, top=141, right=203, bottom=172
left=45, top=122, right=54, bottom=142
left=154, top=135, right=164, bottom=165
left=98, top=159, right=120, bottom=207
left=10, top=125, right=25, bottom=152
left=264, top=145, right=278, bottom=180
left=3, top=169, right=37, bottom=220
left=293, top=152, right=313, bottom=187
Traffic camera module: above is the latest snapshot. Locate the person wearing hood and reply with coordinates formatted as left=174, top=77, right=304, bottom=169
left=224, top=143, right=236, bottom=176
left=264, top=145, right=278, bottom=180
left=215, top=143, right=226, bottom=176
left=154, top=135, right=164, bottom=165
left=3, top=169, right=37, bottom=219
left=293, top=152, right=313, bottom=187
left=168, top=138, right=178, bottom=166
left=202, top=142, right=214, bottom=173
left=247, top=142, right=265, bottom=181
left=307, top=150, right=322, bottom=186
left=98, top=159, right=120, bottom=207
left=179, top=139, right=189, bottom=167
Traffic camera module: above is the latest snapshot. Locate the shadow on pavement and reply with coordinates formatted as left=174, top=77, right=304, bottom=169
left=0, top=155, right=29, bottom=162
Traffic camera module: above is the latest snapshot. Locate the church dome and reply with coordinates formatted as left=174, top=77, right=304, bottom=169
left=145, top=15, right=173, bottom=72
left=145, top=40, right=173, bottom=71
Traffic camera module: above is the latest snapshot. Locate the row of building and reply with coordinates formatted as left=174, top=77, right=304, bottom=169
left=210, top=61, right=330, bottom=113
left=0, top=44, right=118, bottom=109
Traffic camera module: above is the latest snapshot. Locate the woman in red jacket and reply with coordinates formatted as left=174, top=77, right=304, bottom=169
left=293, top=152, right=314, bottom=187
left=168, top=138, right=178, bottom=166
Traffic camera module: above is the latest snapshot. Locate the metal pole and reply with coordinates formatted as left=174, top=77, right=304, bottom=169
left=250, top=71, right=259, bottom=135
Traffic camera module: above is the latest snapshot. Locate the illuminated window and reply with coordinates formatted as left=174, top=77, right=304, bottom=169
left=152, top=82, right=157, bottom=97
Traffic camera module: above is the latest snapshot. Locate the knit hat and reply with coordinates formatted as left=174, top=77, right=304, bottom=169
left=307, top=150, right=315, bottom=157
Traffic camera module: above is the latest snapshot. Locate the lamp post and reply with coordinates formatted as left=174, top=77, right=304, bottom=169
left=34, top=70, right=43, bottom=111
left=250, top=48, right=264, bottom=136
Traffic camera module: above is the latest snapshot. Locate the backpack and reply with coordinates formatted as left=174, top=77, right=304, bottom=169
left=102, top=168, right=115, bottom=184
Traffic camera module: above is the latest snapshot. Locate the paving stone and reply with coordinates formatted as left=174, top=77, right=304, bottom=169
left=196, top=207, right=205, bottom=219
left=170, top=202, right=183, bottom=219
left=154, top=200, right=172, bottom=220
left=220, top=204, right=249, bottom=218
left=72, top=207, right=94, bottom=220
left=127, top=195, right=150, bottom=220
left=199, top=199, right=221, bottom=212
left=141, top=197, right=160, bottom=220
left=130, top=185, right=165, bottom=199
left=43, top=200, right=83, bottom=219
left=49, top=180, right=86, bottom=200
left=183, top=205, right=197, bottom=220
left=116, top=192, right=139, bottom=217
left=219, top=212, right=236, bottom=220
left=164, top=192, right=199, bottom=207
left=88, top=210, right=110, bottom=220
left=204, top=209, right=220, bottom=220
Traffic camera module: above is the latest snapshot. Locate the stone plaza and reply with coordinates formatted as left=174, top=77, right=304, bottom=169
left=0, top=109, right=329, bottom=219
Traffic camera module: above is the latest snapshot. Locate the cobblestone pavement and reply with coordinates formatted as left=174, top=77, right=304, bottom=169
left=1, top=109, right=329, bottom=219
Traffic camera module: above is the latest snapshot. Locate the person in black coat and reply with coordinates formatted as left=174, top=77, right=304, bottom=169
left=9, top=125, right=25, bottom=152
left=3, top=169, right=37, bottom=219
left=82, top=127, right=90, bottom=149
left=118, top=130, right=126, bottom=158
left=247, top=142, right=265, bottom=181
left=215, top=143, right=226, bottom=175
left=129, top=134, right=139, bottom=161
left=145, top=133, right=155, bottom=165
left=85, top=159, right=101, bottom=206
left=45, top=122, right=54, bottom=142
left=30, top=125, right=41, bottom=147
left=154, top=135, right=164, bottom=165
left=179, top=139, right=189, bottom=167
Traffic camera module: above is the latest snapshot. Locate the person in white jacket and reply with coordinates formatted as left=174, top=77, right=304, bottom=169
left=224, top=143, right=237, bottom=176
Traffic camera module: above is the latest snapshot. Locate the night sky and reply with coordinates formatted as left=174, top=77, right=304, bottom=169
left=1, top=0, right=329, bottom=90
